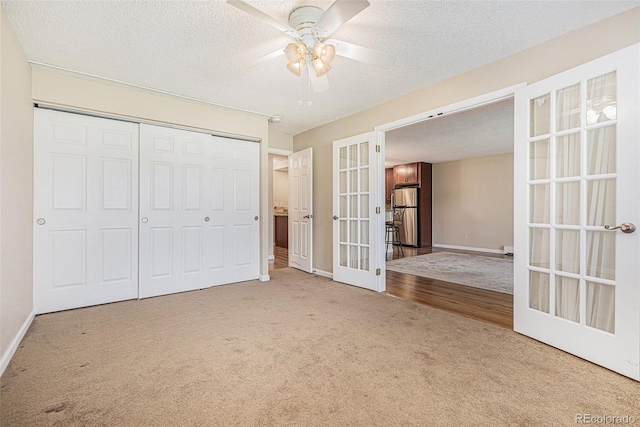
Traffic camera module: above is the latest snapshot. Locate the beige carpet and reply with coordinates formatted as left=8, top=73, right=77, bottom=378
left=1, top=268, right=638, bottom=426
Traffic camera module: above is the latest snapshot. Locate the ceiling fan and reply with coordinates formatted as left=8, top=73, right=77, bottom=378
left=227, top=0, right=395, bottom=93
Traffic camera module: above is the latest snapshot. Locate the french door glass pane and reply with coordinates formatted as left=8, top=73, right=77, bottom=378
left=530, top=94, right=550, bottom=137
left=586, top=231, right=615, bottom=280
left=339, top=196, right=347, bottom=217
left=349, top=245, right=358, bottom=269
left=556, top=83, right=581, bottom=131
left=360, top=195, right=369, bottom=218
left=556, top=276, right=580, bottom=323
left=556, top=133, right=580, bottom=178
left=339, top=171, right=347, bottom=193
left=586, top=179, right=615, bottom=226
left=529, top=270, right=550, bottom=313
left=530, top=228, right=550, bottom=268
left=586, top=71, right=616, bottom=125
left=339, top=147, right=347, bottom=169
left=349, top=195, right=358, bottom=217
left=556, top=182, right=580, bottom=225
left=530, top=184, right=550, bottom=223
left=360, top=246, right=369, bottom=271
left=530, top=139, right=550, bottom=180
left=350, top=220, right=358, bottom=244
left=360, top=168, right=369, bottom=192
left=359, top=142, right=369, bottom=166
left=360, top=221, right=369, bottom=245
left=587, top=126, right=616, bottom=175
left=339, top=220, right=347, bottom=243
left=349, top=145, right=358, bottom=168
left=339, top=244, right=347, bottom=267
left=556, top=230, right=580, bottom=274
left=586, top=281, right=615, bottom=333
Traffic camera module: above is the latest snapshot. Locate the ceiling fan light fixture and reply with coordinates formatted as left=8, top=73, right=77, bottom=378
left=312, top=58, right=331, bottom=77
left=285, top=42, right=307, bottom=62
left=286, top=58, right=306, bottom=76
left=313, top=43, right=335, bottom=65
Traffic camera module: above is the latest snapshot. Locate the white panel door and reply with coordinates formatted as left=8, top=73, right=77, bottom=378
left=207, top=136, right=260, bottom=285
left=139, top=124, right=211, bottom=298
left=288, top=148, right=313, bottom=273
left=332, top=132, right=383, bottom=291
left=33, top=109, right=139, bottom=314
left=514, top=45, right=639, bottom=380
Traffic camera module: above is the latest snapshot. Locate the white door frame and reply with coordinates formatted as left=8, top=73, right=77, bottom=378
left=373, top=83, right=526, bottom=294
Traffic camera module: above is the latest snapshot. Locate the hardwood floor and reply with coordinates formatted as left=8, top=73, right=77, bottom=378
left=269, top=245, right=289, bottom=271
left=269, top=244, right=513, bottom=329
left=386, top=246, right=514, bottom=329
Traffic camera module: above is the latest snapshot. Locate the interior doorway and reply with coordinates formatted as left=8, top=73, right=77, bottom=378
left=377, top=87, right=522, bottom=328
left=268, top=154, right=290, bottom=265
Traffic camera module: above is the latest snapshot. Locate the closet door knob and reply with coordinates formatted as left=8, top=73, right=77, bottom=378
left=141, top=217, right=148, bottom=224
left=204, top=217, right=210, bottom=222
left=36, top=218, right=46, bottom=225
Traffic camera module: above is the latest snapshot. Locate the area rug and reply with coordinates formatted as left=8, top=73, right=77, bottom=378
left=386, top=251, right=514, bottom=294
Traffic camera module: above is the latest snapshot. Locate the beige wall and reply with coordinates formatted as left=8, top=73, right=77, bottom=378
left=293, top=8, right=640, bottom=273
left=268, top=131, right=293, bottom=152
left=433, top=154, right=513, bottom=252
left=273, top=170, right=289, bottom=208
left=31, top=67, right=272, bottom=278
left=0, top=9, right=34, bottom=363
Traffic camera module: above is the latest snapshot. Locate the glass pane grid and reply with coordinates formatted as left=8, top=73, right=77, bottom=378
left=526, top=72, right=618, bottom=330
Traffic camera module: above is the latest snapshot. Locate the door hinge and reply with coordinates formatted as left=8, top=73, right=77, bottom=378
left=376, top=145, right=381, bottom=153
left=376, top=268, right=381, bottom=276
left=376, top=206, right=381, bottom=214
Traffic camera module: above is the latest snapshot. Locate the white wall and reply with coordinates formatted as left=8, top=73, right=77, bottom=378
left=0, top=8, right=34, bottom=373
left=433, top=153, right=513, bottom=252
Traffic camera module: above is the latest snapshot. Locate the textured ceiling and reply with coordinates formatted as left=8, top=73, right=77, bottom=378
left=385, top=99, right=514, bottom=166
left=3, top=1, right=637, bottom=136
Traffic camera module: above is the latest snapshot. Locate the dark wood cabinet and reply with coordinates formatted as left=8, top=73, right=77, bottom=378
left=393, top=163, right=419, bottom=185
left=385, top=168, right=394, bottom=204
left=274, top=215, right=288, bottom=248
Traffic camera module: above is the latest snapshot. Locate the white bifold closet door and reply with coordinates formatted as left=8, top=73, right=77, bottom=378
left=34, top=109, right=139, bottom=314
left=139, top=124, right=260, bottom=298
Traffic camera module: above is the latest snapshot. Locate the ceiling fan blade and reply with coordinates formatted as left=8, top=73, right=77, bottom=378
left=227, top=0, right=300, bottom=39
left=246, top=49, right=284, bottom=70
left=308, top=65, right=329, bottom=93
left=314, top=0, right=370, bottom=38
left=327, top=39, right=395, bottom=69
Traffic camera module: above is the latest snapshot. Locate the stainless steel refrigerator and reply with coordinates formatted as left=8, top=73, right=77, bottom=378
left=391, top=187, right=419, bottom=247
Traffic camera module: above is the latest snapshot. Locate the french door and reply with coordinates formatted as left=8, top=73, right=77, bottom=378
left=289, top=148, right=313, bottom=273
left=332, top=132, right=384, bottom=291
left=514, top=45, right=639, bottom=380
left=33, top=109, right=139, bottom=314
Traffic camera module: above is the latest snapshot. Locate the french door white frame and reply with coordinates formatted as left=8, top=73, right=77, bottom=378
left=373, top=83, right=526, bottom=294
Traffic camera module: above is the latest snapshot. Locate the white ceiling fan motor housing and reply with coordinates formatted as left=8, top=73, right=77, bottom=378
left=288, top=6, right=324, bottom=50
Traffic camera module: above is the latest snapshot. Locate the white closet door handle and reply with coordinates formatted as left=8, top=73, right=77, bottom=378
left=141, top=217, right=149, bottom=224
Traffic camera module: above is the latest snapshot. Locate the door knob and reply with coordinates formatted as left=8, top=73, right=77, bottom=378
left=141, top=217, right=148, bottom=223
left=254, top=216, right=259, bottom=221
left=36, top=218, right=46, bottom=225
left=604, top=222, right=636, bottom=233
left=332, top=215, right=339, bottom=220
left=303, top=214, right=313, bottom=219
left=204, top=217, right=210, bottom=222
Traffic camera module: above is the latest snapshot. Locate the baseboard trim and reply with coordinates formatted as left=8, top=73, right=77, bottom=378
left=259, top=274, right=270, bottom=282
left=312, top=269, right=333, bottom=279
left=432, top=244, right=504, bottom=255
left=268, top=255, right=275, bottom=261
left=0, top=311, right=35, bottom=378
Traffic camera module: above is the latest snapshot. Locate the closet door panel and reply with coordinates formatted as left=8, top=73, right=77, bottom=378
left=139, top=124, right=210, bottom=298
left=33, top=109, right=139, bottom=314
